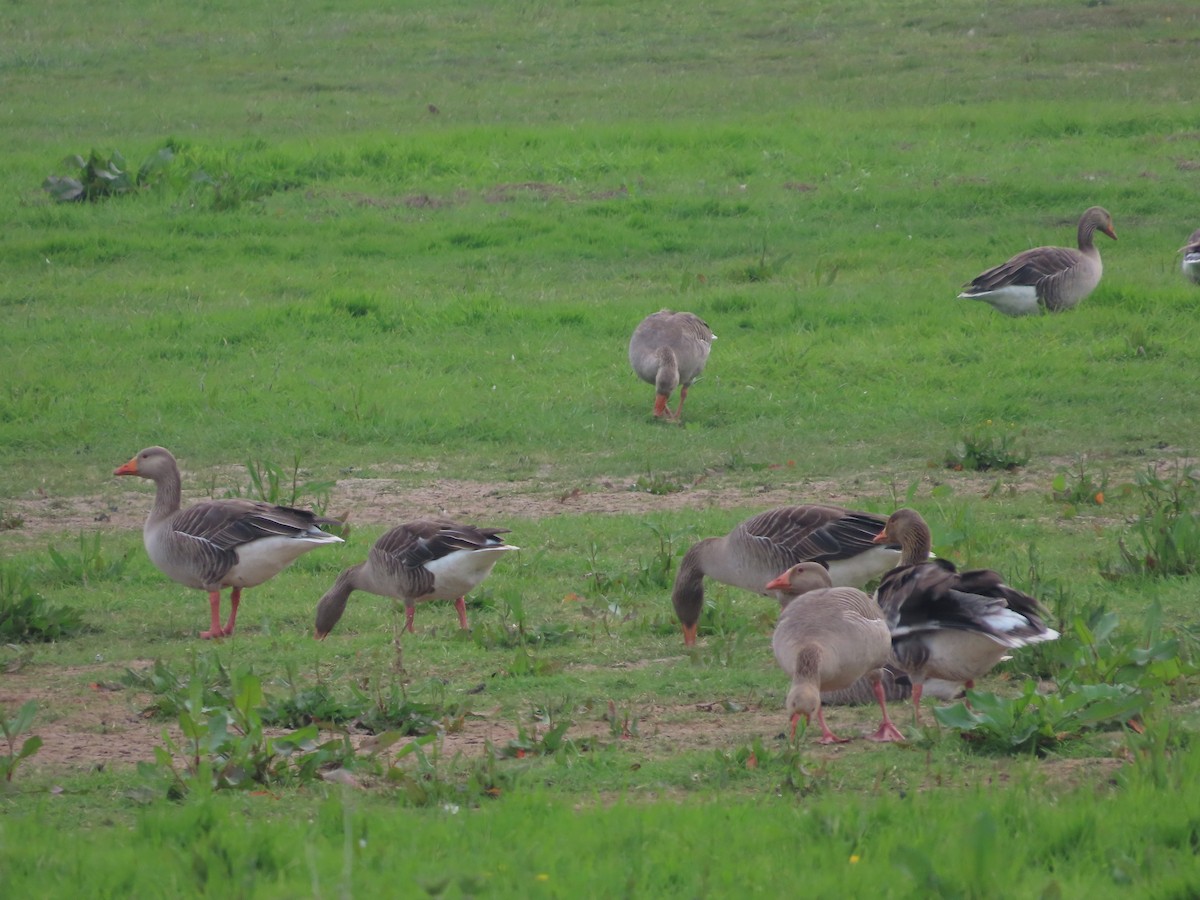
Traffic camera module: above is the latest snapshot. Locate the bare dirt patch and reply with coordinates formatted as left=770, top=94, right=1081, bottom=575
left=4, top=450, right=1167, bottom=546
left=4, top=450, right=1188, bottom=778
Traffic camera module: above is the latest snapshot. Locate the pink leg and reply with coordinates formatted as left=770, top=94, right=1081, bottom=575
left=404, top=605, right=416, bottom=633
left=454, top=596, right=469, bottom=630
left=221, top=587, right=242, bottom=637
left=911, top=682, right=924, bottom=725
left=866, top=679, right=905, bottom=742
left=789, top=711, right=805, bottom=739
left=200, top=591, right=224, bottom=640
left=674, top=385, right=689, bottom=419
left=815, top=705, right=849, bottom=744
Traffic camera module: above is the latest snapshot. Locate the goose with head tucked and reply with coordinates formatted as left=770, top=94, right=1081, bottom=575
left=958, top=206, right=1116, bottom=316
left=314, top=519, right=518, bottom=639
left=114, top=446, right=344, bottom=639
left=767, top=562, right=905, bottom=744
left=671, top=504, right=924, bottom=648
left=1180, top=228, right=1200, bottom=284
left=871, top=508, right=1059, bottom=722
left=628, top=309, right=716, bottom=420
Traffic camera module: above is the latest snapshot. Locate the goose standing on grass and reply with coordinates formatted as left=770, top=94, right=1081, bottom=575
left=871, top=508, right=1059, bottom=723
left=314, top=520, right=518, bottom=639
left=1180, top=228, right=1200, bottom=284
left=628, top=309, right=716, bottom=420
left=957, top=206, right=1117, bottom=316
left=767, top=562, right=905, bottom=744
left=671, top=505, right=922, bottom=648
left=114, top=446, right=344, bottom=640
left=765, top=565, right=962, bottom=708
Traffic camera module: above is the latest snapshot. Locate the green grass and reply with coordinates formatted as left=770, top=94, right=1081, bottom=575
left=3, top=0, right=1200, bottom=894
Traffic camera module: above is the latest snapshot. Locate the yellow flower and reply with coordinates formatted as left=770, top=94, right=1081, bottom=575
left=536, top=874, right=550, bottom=882
left=849, top=854, right=861, bottom=864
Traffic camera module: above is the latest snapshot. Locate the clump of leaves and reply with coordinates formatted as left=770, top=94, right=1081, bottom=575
left=935, top=604, right=1198, bottom=755
left=43, top=147, right=174, bottom=202
left=0, top=565, right=85, bottom=642
left=1050, top=454, right=1109, bottom=513
left=1106, top=463, right=1200, bottom=578
left=45, top=531, right=132, bottom=586
left=260, top=681, right=360, bottom=729
left=944, top=426, right=1030, bottom=472
left=1, top=700, right=41, bottom=785
left=137, top=669, right=356, bottom=798
left=632, top=471, right=685, bottom=495
left=356, top=678, right=463, bottom=736
left=500, top=710, right=575, bottom=759
left=933, top=681, right=1143, bottom=756
left=121, top=653, right=234, bottom=719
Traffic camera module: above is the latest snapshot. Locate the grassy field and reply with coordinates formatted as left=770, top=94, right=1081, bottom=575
left=3, top=0, right=1200, bottom=895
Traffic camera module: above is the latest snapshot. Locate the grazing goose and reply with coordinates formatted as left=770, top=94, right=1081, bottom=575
left=628, top=309, right=716, bottom=420
left=671, top=505, right=921, bottom=648
left=314, top=520, right=518, bottom=638
left=871, top=508, right=1059, bottom=722
left=767, top=563, right=905, bottom=744
left=1180, top=228, right=1200, bottom=284
left=958, top=206, right=1117, bottom=316
left=114, top=446, right=344, bottom=640
left=767, top=567, right=962, bottom=708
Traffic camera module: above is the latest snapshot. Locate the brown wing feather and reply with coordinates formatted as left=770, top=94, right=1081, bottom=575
left=964, top=246, right=1081, bottom=293
left=740, top=506, right=890, bottom=564
left=171, top=500, right=332, bottom=551
left=371, top=520, right=512, bottom=598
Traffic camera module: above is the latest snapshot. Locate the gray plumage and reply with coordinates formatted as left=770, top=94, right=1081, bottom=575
left=958, top=206, right=1117, bottom=316
left=114, top=445, right=343, bottom=639
left=767, top=563, right=904, bottom=743
left=671, top=505, right=912, bottom=648
left=314, top=519, right=518, bottom=638
left=872, top=508, right=1059, bottom=722
left=1180, top=228, right=1200, bottom=284
left=628, top=309, right=715, bottom=419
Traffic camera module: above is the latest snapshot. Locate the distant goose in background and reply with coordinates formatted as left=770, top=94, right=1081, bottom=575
left=1180, top=228, right=1200, bottom=284
left=871, top=508, right=1059, bottom=722
left=670, top=505, right=918, bottom=649
left=628, top=309, right=716, bottom=420
left=314, top=520, right=518, bottom=638
left=767, top=562, right=905, bottom=744
left=958, top=206, right=1117, bottom=316
left=114, top=446, right=344, bottom=640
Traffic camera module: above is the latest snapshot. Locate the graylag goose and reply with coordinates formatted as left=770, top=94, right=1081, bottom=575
left=1180, top=228, right=1200, bottom=284
left=767, top=562, right=905, bottom=744
left=958, top=206, right=1116, bottom=316
left=671, top=504, right=922, bottom=647
left=114, top=446, right=344, bottom=639
left=871, top=508, right=1059, bottom=722
left=314, top=520, right=518, bottom=638
left=628, top=309, right=715, bottom=419
left=766, top=566, right=961, bottom=708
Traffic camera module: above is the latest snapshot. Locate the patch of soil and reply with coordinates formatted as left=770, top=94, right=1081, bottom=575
left=3, top=449, right=1188, bottom=778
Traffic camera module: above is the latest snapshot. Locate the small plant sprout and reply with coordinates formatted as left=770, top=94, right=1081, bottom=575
left=1, top=700, right=41, bottom=784
left=1051, top=454, right=1109, bottom=513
